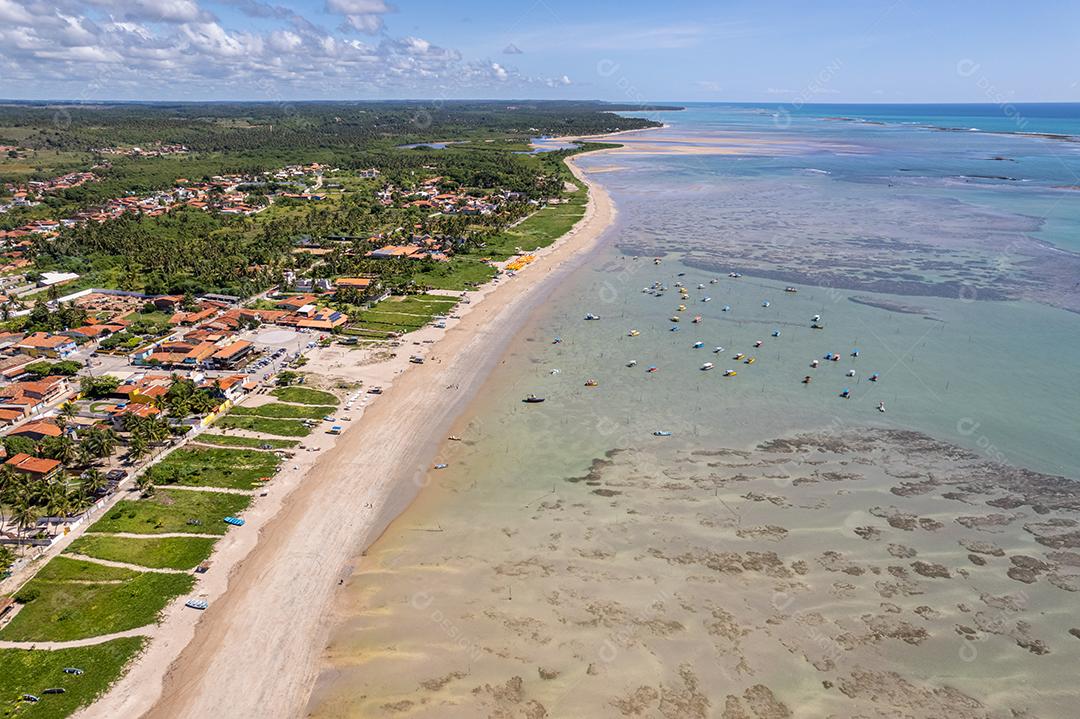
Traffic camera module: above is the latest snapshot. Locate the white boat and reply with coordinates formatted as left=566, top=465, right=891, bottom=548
left=702, top=296, right=711, bottom=302
left=692, top=341, right=704, bottom=348
left=627, top=360, right=638, bottom=367
left=701, top=362, right=714, bottom=370
left=697, top=283, right=705, bottom=289
left=713, top=346, right=724, bottom=353
left=653, top=430, right=672, bottom=436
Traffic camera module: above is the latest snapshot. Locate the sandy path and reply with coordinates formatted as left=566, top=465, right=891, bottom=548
left=63, top=554, right=189, bottom=575
left=0, top=627, right=151, bottom=650
left=76, top=151, right=616, bottom=719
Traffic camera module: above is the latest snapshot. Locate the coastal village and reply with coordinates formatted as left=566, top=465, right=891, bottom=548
left=0, top=128, right=594, bottom=713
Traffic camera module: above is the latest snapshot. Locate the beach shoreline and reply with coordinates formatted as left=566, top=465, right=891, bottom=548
left=74, top=149, right=619, bottom=719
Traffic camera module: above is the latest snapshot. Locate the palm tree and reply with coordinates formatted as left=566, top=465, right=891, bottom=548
left=42, top=484, right=71, bottom=536
left=59, top=401, right=79, bottom=424
left=10, top=498, right=40, bottom=545
left=128, top=434, right=150, bottom=463
left=81, top=468, right=108, bottom=498
left=82, top=426, right=119, bottom=460
left=135, top=473, right=155, bottom=498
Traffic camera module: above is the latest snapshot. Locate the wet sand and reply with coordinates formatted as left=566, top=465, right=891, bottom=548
left=308, top=429, right=1080, bottom=718
left=76, top=151, right=617, bottom=719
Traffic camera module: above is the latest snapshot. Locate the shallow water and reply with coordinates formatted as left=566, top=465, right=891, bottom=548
left=309, top=104, right=1080, bottom=717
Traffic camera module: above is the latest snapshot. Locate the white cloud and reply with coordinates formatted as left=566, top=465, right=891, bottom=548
left=0, top=0, right=580, bottom=98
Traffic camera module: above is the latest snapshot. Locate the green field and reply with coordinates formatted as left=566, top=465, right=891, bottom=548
left=88, top=488, right=251, bottom=536
left=352, top=293, right=457, bottom=333
left=409, top=256, right=497, bottom=291
left=0, top=638, right=146, bottom=719
left=33, top=557, right=138, bottom=583
left=483, top=188, right=587, bottom=260
left=214, top=415, right=312, bottom=437
left=270, top=387, right=338, bottom=406
left=145, top=447, right=279, bottom=490
left=0, top=572, right=193, bottom=642
left=196, top=434, right=298, bottom=449
left=66, top=535, right=217, bottom=571
left=228, top=403, right=334, bottom=420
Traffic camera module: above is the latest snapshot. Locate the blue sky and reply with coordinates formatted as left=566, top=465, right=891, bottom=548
left=1, top=0, right=1077, bottom=101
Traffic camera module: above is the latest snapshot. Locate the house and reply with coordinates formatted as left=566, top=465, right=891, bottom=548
left=5, top=453, right=62, bottom=482
left=108, top=402, right=162, bottom=430
left=5, top=376, right=71, bottom=404
left=211, top=340, right=254, bottom=368
left=15, top=332, right=78, bottom=358
left=296, top=309, right=348, bottom=330
left=8, top=420, right=62, bottom=441
left=0, top=408, right=23, bottom=426
left=335, top=277, right=373, bottom=291
left=275, top=294, right=318, bottom=312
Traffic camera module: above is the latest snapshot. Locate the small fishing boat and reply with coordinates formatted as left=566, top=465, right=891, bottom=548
left=713, top=346, right=724, bottom=353
left=627, top=360, right=638, bottom=367
left=802, top=375, right=812, bottom=384
left=584, top=313, right=600, bottom=321
left=744, top=357, right=755, bottom=364
left=733, top=353, right=745, bottom=360
left=810, top=359, right=820, bottom=368
left=753, top=340, right=763, bottom=347
left=812, top=314, right=821, bottom=322
left=670, top=326, right=680, bottom=332
left=522, top=395, right=545, bottom=403
left=448, top=436, right=462, bottom=441
left=186, top=599, right=209, bottom=610
left=701, top=362, right=714, bottom=370
left=584, top=379, right=598, bottom=387
left=692, top=341, right=704, bottom=348
left=846, top=370, right=856, bottom=377
left=824, top=352, right=835, bottom=360
left=434, top=463, right=448, bottom=469
left=677, top=304, right=686, bottom=312
left=223, top=516, right=245, bottom=527
left=654, top=258, right=662, bottom=264
left=710, top=278, right=718, bottom=284
left=550, top=368, right=560, bottom=375
left=692, top=315, right=702, bottom=323
left=784, top=287, right=798, bottom=293
left=702, top=296, right=712, bottom=302
left=697, top=283, right=705, bottom=289
left=653, top=430, right=672, bottom=436
left=670, top=315, right=680, bottom=322
left=553, top=337, right=562, bottom=344
left=628, top=329, right=640, bottom=336
left=729, top=272, right=741, bottom=278
left=723, top=369, right=737, bottom=376
left=851, top=349, right=860, bottom=357
left=772, top=330, right=781, bottom=337
left=840, top=388, right=851, bottom=398
left=878, top=401, right=886, bottom=413
left=647, top=366, right=658, bottom=373
left=722, top=305, right=731, bottom=312
left=830, top=354, right=839, bottom=362
left=762, top=300, right=771, bottom=308
left=811, top=323, right=824, bottom=330
left=869, top=373, right=879, bottom=382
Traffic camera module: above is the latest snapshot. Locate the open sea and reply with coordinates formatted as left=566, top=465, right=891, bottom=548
left=309, top=104, right=1080, bottom=718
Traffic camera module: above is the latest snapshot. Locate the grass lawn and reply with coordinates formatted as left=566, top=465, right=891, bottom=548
left=229, top=403, right=334, bottom=420
left=214, top=415, right=311, bottom=437
left=145, top=447, right=279, bottom=490
left=351, top=293, right=458, bottom=333
left=0, top=637, right=146, bottom=719
left=409, top=256, right=496, bottom=290
left=65, top=535, right=217, bottom=571
left=33, top=557, right=138, bottom=583
left=270, top=387, right=338, bottom=406
left=0, top=572, right=193, bottom=642
left=88, top=488, right=251, bottom=536
left=483, top=189, right=587, bottom=260
left=196, top=433, right=298, bottom=449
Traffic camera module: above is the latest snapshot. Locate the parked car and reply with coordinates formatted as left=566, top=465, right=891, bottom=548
left=106, top=469, right=128, bottom=482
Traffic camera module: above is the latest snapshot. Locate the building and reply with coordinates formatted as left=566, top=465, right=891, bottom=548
left=5, top=453, right=62, bottom=482
left=211, top=340, right=254, bottom=368
left=8, top=420, right=63, bottom=441
left=15, top=333, right=78, bottom=358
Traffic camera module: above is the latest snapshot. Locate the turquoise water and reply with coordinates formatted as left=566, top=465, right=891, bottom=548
left=311, top=105, right=1080, bottom=717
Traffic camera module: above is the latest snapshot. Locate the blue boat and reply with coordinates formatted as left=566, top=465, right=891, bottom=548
left=185, top=599, right=209, bottom=610
left=653, top=430, right=672, bottom=437
left=223, top=516, right=245, bottom=527
left=772, top=330, right=781, bottom=337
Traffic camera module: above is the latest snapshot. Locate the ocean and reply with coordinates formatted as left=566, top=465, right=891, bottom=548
left=308, top=104, right=1080, bottom=717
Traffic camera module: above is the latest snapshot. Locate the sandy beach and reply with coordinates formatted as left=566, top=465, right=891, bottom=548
left=73, top=149, right=617, bottom=719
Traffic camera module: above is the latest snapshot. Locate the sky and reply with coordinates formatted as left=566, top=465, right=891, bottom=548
left=0, top=0, right=1078, bottom=102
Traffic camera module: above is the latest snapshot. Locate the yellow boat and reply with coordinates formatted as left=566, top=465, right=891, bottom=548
left=745, top=357, right=755, bottom=364
left=724, top=369, right=737, bottom=377
left=584, top=379, right=598, bottom=387
left=677, top=304, right=686, bottom=312
left=733, top=353, right=745, bottom=360
left=670, top=316, right=680, bottom=322
left=628, top=329, right=640, bottom=337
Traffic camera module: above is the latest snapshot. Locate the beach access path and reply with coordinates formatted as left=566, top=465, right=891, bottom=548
left=76, top=149, right=617, bottom=719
